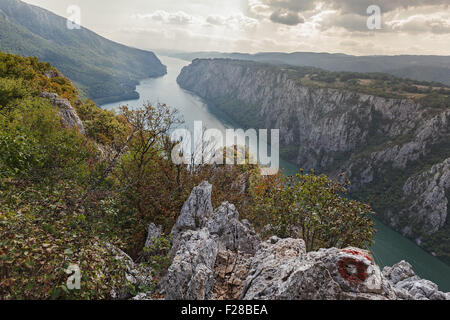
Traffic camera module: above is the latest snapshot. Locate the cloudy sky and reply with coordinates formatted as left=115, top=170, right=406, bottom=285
left=22, top=0, right=450, bottom=55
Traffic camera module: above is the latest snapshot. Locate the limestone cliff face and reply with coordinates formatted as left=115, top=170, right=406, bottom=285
left=177, top=59, right=450, bottom=259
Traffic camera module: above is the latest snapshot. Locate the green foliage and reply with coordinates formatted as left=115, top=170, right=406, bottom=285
left=76, top=100, right=128, bottom=144
left=143, top=236, right=172, bottom=281
left=419, top=92, right=450, bottom=109
left=0, top=78, right=33, bottom=113
left=0, top=52, right=134, bottom=300
left=0, top=96, right=91, bottom=182
left=248, top=171, right=375, bottom=251
left=0, top=181, right=129, bottom=300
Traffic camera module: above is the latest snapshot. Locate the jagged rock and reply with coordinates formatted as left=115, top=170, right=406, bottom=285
left=40, top=92, right=85, bottom=135
left=162, top=181, right=260, bottom=300
left=206, top=202, right=260, bottom=254
left=383, top=261, right=449, bottom=300
left=164, top=181, right=218, bottom=300
left=106, top=243, right=153, bottom=300
left=162, top=229, right=218, bottom=300
left=241, top=238, right=395, bottom=300
left=145, top=223, right=163, bottom=249
left=171, top=181, right=213, bottom=245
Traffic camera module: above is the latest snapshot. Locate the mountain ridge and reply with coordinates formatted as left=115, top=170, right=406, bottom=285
left=0, top=0, right=166, bottom=104
left=167, top=50, right=450, bottom=86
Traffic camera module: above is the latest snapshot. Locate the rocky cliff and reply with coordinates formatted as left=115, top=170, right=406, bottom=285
left=176, top=59, right=450, bottom=263
left=134, top=182, right=449, bottom=300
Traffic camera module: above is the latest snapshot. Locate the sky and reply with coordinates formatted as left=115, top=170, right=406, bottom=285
left=22, top=0, right=450, bottom=55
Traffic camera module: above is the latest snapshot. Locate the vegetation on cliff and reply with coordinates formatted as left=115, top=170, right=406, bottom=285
left=199, top=59, right=450, bottom=109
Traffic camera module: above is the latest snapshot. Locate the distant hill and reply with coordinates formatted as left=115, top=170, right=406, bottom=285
left=0, top=0, right=166, bottom=104
left=168, top=51, right=450, bottom=86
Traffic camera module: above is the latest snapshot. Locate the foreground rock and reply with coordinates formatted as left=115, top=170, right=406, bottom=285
left=242, top=238, right=394, bottom=300
left=383, top=261, right=449, bottom=300
left=162, top=182, right=260, bottom=300
left=157, top=182, right=449, bottom=301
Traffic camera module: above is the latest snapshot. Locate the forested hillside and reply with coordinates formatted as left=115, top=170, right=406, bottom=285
left=0, top=0, right=166, bottom=104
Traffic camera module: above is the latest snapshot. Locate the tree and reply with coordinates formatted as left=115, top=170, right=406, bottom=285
left=248, top=171, right=375, bottom=251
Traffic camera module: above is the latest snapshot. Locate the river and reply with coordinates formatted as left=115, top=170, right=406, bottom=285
left=102, top=55, right=450, bottom=291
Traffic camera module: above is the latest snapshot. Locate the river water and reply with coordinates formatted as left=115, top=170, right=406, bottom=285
left=102, top=55, right=450, bottom=291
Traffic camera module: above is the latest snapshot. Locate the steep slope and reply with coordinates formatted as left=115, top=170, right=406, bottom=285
left=0, top=0, right=166, bottom=104
left=171, top=51, right=450, bottom=86
left=177, top=58, right=450, bottom=264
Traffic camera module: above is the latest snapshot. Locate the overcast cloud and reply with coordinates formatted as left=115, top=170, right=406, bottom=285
left=22, top=0, right=450, bottom=55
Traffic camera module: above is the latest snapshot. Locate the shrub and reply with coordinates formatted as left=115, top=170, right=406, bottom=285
left=247, top=170, right=375, bottom=251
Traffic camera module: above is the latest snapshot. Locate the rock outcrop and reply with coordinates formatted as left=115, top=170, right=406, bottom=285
left=162, top=182, right=260, bottom=300
left=40, top=92, right=85, bottom=135
left=155, top=182, right=450, bottom=301
left=383, top=261, right=448, bottom=300
left=241, top=239, right=396, bottom=300
left=177, top=59, right=450, bottom=259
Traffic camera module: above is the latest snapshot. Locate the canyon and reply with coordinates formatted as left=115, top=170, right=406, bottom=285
left=176, top=58, right=450, bottom=263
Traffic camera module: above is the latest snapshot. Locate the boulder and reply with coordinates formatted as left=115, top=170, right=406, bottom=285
left=241, top=238, right=394, bottom=300
left=206, top=202, right=260, bottom=255
left=383, top=261, right=449, bottom=300
left=44, top=69, right=63, bottom=79
left=161, top=229, right=218, bottom=300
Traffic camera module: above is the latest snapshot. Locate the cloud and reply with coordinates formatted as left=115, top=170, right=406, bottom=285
left=387, top=14, right=450, bottom=34
left=262, top=0, right=316, bottom=12
left=327, top=0, right=450, bottom=15
left=318, top=12, right=370, bottom=32
left=134, top=10, right=194, bottom=25
left=205, top=14, right=259, bottom=29
left=270, top=10, right=304, bottom=25
left=251, top=0, right=450, bottom=16
left=248, top=0, right=450, bottom=33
